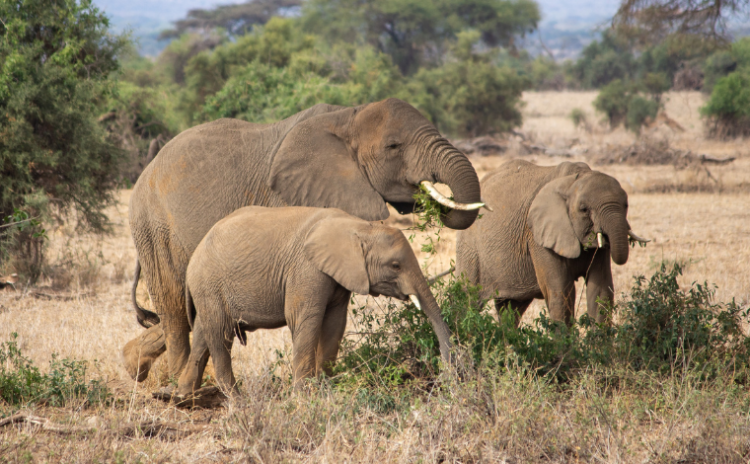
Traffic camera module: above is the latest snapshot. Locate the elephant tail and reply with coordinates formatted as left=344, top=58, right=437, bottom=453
left=132, top=259, right=161, bottom=329
left=186, top=284, right=196, bottom=330
left=427, top=266, right=454, bottom=286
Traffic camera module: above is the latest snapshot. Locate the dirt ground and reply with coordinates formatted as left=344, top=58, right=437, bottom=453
left=1, top=91, right=749, bottom=462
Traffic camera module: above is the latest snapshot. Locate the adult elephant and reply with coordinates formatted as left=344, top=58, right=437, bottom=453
left=124, top=98, right=483, bottom=382
left=456, top=160, right=648, bottom=326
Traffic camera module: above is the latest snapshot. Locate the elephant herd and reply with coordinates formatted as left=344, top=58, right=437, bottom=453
left=122, top=98, right=647, bottom=397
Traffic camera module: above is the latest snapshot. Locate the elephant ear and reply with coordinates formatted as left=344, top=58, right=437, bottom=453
left=528, top=175, right=581, bottom=259
left=269, top=109, right=389, bottom=221
left=303, top=214, right=370, bottom=295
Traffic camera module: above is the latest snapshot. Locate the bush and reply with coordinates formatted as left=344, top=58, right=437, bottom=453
left=0, top=0, right=127, bottom=280
left=569, top=108, right=587, bottom=128
left=0, top=333, right=109, bottom=407
left=593, top=79, right=661, bottom=133
left=701, top=71, right=750, bottom=137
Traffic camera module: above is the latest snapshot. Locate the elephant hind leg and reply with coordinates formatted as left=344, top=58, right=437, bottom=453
left=494, top=299, right=532, bottom=327
left=177, top=314, right=211, bottom=396
left=123, top=324, right=166, bottom=382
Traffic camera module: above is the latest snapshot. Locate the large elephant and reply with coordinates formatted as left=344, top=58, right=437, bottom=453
left=456, top=160, right=648, bottom=325
left=124, top=98, right=482, bottom=382
left=177, top=206, right=452, bottom=396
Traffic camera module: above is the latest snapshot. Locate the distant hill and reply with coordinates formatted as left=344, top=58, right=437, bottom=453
left=95, top=0, right=619, bottom=58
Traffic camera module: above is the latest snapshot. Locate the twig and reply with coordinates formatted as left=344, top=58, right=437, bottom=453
left=0, top=217, right=39, bottom=229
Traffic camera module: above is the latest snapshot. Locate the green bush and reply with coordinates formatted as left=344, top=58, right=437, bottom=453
left=0, top=0, right=127, bottom=280
left=626, top=95, right=659, bottom=134
left=0, top=333, right=109, bottom=407
left=593, top=79, right=630, bottom=128
left=700, top=71, right=750, bottom=137
left=571, top=32, right=635, bottom=89
left=569, top=108, right=587, bottom=128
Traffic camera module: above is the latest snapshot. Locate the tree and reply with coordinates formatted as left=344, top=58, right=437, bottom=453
left=0, top=0, right=126, bottom=277
left=301, top=0, right=540, bottom=75
left=613, top=0, right=750, bottom=46
left=160, top=0, right=302, bottom=39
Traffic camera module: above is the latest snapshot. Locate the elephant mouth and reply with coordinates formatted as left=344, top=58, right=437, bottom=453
left=388, top=181, right=489, bottom=216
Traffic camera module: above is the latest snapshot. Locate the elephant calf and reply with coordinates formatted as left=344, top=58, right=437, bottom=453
left=456, top=160, right=648, bottom=325
left=177, top=206, right=452, bottom=396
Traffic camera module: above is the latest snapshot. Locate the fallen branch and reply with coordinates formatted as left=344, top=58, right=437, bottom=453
left=29, top=291, right=93, bottom=301
left=699, top=154, right=736, bottom=165
left=0, top=413, right=206, bottom=439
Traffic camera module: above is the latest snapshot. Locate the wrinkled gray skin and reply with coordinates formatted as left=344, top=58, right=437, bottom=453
left=456, top=160, right=632, bottom=325
left=125, top=98, right=480, bottom=382
left=177, top=206, right=453, bottom=396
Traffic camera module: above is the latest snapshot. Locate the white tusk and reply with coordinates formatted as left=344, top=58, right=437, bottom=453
left=409, top=294, right=421, bottom=310
left=420, top=181, right=484, bottom=211
left=481, top=197, right=494, bottom=212
left=597, top=232, right=605, bottom=248
left=628, top=229, right=651, bottom=243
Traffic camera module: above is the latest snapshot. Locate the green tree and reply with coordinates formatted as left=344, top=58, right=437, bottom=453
left=301, top=0, right=539, bottom=75
left=0, top=0, right=126, bottom=277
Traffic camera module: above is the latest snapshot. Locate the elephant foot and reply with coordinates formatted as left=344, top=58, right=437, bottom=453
left=123, top=325, right=167, bottom=382
left=153, top=386, right=227, bottom=409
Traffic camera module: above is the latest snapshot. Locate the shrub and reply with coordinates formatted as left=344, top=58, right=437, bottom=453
left=700, top=71, right=750, bottom=137
left=626, top=95, right=659, bottom=134
left=0, top=0, right=127, bottom=280
left=569, top=108, right=587, bottom=128
left=593, top=79, right=662, bottom=133
left=0, top=333, right=109, bottom=407
left=593, top=79, right=630, bottom=128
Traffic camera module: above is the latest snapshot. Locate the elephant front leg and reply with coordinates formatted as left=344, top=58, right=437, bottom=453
left=532, top=249, right=577, bottom=325
left=316, top=294, right=349, bottom=377
left=584, top=249, right=615, bottom=323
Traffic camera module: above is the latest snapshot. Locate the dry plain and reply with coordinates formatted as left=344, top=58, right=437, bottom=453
left=1, top=91, right=749, bottom=462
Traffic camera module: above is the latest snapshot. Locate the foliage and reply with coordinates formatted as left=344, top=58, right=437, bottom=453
left=701, top=70, right=750, bottom=137
left=336, top=242, right=750, bottom=385
left=569, top=108, right=587, bottom=128
left=300, top=0, right=539, bottom=75
left=612, top=0, right=750, bottom=46
left=411, top=30, right=527, bottom=136
left=201, top=64, right=346, bottom=123
left=0, top=333, right=109, bottom=407
left=0, top=0, right=127, bottom=280
left=570, top=31, right=636, bottom=89
left=160, top=0, right=302, bottom=39
left=593, top=79, right=661, bottom=133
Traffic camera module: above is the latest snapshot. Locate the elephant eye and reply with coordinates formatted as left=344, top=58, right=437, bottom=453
left=391, top=262, right=401, bottom=270
left=579, top=205, right=588, bottom=213
left=386, top=142, right=401, bottom=150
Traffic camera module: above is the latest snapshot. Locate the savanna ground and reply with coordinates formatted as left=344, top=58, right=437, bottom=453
left=1, top=91, right=749, bottom=463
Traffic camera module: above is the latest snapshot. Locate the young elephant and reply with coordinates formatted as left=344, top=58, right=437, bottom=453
left=456, top=160, right=649, bottom=325
left=177, top=206, right=452, bottom=396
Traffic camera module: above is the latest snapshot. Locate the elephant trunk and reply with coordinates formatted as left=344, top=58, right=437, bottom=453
left=409, top=273, right=452, bottom=364
left=601, top=207, right=630, bottom=265
left=422, top=137, right=482, bottom=230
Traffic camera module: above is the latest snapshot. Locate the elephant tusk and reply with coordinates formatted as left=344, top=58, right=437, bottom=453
left=420, top=181, right=484, bottom=211
left=481, top=197, right=494, bottom=212
left=628, top=229, right=651, bottom=243
left=597, top=232, right=605, bottom=248
left=409, top=294, right=421, bottom=310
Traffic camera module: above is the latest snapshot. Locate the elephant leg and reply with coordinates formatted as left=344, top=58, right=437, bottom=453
left=122, top=324, right=166, bottom=382
left=177, top=314, right=211, bottom=396
left=585, top=249, right=615, bottom=323
left=316, top=295, right=349, bottom=377
left=532, top=249, right=577, bottom=326
left=207, top=325, right=237, bottom=396
left=494, top=299, right=532, bottom=327
left=162, top=311, right=191, bottom=380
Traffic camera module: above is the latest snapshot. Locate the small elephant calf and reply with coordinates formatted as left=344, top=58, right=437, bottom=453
left=177, top=206, right=452, bottom=396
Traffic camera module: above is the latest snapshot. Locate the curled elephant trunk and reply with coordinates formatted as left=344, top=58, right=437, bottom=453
left=422, top=139, right=482, bottom=230
left=601, top=210, right=630, bottom=265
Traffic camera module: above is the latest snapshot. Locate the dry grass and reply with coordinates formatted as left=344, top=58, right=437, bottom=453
left=2, top=91, right=749, bottom=463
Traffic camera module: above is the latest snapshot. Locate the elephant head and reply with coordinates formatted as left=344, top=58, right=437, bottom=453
left=528, top=163, right=646, bottom=265
left=303, top=214, right=452, bottom=362
left=269, top=98, right=482, bottom=230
